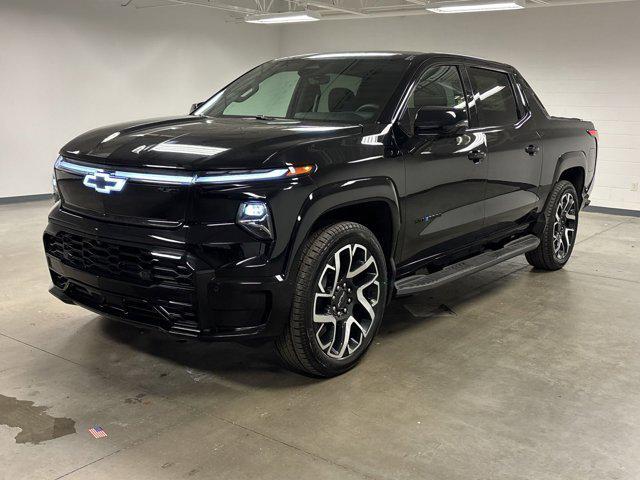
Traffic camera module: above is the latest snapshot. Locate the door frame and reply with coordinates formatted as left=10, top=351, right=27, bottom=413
left=461, top=61, right=543, bottom=240
left=392, top=59, right=490, bottom=275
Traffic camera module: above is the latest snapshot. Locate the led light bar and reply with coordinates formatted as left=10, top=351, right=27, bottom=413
left=55, top=157, right=314, bottom=186
left=427, top=0, right=524, bottom=13
left=56, top=158, right=193, bottom=185
left=245, top=11, right=320, bottom=24
left=194, top=169, right=289, bottom=184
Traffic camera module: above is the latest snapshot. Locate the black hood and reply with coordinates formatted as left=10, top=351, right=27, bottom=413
left=61, top=116, right=363, bottom=171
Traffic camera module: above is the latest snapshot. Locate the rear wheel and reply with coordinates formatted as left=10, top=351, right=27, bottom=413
left=526, top=180, right=579, bottom=270
left=276, top=222, right=387, bottom=377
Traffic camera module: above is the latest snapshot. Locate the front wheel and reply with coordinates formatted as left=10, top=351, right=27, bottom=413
left=526, top=180, right=579, bottom=270
left=276, top=222, right=387, bottom=377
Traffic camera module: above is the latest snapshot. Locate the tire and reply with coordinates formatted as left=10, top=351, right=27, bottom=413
left=526, top=180, right=579, bottom=270
left=275, top=222, right=388, bottom=377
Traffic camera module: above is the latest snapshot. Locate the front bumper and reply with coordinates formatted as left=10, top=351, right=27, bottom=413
left=44, top=209, right=294, bottom=341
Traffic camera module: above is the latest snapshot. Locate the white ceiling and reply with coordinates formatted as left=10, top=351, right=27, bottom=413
left=124, top=0, right=640, bottom=21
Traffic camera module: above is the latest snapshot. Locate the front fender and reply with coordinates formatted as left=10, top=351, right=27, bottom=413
left=284, top=176, right=401, bottom=277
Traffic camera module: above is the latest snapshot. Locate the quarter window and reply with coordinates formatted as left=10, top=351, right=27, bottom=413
left=468, top=67, right=519, bottom=127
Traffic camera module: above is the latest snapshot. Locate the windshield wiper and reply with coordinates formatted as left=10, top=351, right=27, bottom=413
left=251, top=115, right=278, bottom=121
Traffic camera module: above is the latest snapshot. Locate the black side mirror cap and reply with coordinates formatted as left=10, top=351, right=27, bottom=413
left=414, top=106, right=468, bottom=137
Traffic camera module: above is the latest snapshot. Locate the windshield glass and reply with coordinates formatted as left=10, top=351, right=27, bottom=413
left=195, top=54, right=411, bottom=123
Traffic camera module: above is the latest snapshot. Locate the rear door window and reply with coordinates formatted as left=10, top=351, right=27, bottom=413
left=468, top=67, right=519, bottom=127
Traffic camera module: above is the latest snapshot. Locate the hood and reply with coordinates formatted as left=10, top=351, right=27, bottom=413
left=61, top=116, right=363, bottom=171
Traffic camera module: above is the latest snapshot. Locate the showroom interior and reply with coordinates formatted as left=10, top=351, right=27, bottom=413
left=1, top=0, right=639, bottom=478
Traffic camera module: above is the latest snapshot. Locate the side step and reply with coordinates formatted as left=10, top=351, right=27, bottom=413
left=394, top=234, right=540, bottom=295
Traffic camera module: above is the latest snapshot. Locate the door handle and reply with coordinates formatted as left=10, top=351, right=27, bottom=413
left=468, top=150, right=486, bottom=164
left=525, top=144, right=540, bottom=155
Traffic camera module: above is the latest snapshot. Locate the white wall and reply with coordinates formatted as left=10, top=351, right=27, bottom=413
left=0, top=0, right=279, bottom=198
left=2, top=1, right=639, bottom=211
left=279, top=2, right=640, bottom=211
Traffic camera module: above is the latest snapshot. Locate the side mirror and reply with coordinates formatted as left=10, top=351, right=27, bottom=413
left=414, top=106, right=468, bottom=137
left=190, top=101, right=205, bottom=114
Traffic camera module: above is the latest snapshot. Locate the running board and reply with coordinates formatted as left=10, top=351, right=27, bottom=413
left=394, top=234, right=540, bottom=295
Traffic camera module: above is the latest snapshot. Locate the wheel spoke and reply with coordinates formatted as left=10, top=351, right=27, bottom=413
left=334, top=246, right=352, bottom=283
left=553, top=237, right=562, bottom=255
left=347, top=317, right=366, bottom=355
left=563, top=195, right=575, bottom=215
left=356, top=275, right=378, bottom=323
left=334, top=318, right=352, bottom=358
left=315, top=321, right=336, bottom=351
left=348, top=254, right=375, bottom=280
left=313, top=312, right=335, bottom=324
left=564, top=228, right=575, bottom=249
left=317, top=263, right=336, bottom=295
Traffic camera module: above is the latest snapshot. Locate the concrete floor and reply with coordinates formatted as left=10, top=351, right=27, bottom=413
left=1, top=200, right=639, bottom=480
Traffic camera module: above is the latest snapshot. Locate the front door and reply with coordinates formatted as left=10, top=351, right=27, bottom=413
left=398, top=64, right=488, bottom=271
left=465, top=65, right=543, bottom=235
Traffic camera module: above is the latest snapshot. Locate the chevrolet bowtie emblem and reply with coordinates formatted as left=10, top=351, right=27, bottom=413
left=83, top=171, right=127, bottom=194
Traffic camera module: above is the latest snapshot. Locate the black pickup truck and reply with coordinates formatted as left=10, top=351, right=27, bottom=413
left=45, top=52, right=597, bottom=376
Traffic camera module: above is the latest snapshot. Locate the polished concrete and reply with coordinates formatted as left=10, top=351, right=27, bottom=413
left=1, top=200, right=639, bottom=480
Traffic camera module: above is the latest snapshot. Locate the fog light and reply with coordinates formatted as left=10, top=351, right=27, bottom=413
left=237, top=201, right=273, bottom=239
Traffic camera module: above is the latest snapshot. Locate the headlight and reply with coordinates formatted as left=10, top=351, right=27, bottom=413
left=237, top=201, right=273, bottom=240
left=195, top=165, right=314, bottom=184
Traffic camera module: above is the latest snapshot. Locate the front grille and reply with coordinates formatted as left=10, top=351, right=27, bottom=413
left=45, top=232, right=193, bottom=288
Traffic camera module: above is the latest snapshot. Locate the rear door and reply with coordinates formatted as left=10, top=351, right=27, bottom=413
left=464, top=65, right=542, bottom=235
left=399, top=63, right=488, bottom=267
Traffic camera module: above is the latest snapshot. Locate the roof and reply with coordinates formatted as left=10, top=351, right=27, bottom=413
left=275, top=51, right=515, bottom=69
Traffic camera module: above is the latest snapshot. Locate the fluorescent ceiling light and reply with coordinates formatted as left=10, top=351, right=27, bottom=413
left=427, top=0, right=524, bottom=13
left=245, top=11, right=320, bottom=24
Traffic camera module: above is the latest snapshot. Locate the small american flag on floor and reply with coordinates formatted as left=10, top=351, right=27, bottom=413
left=89, top=426, right=108, bottom=439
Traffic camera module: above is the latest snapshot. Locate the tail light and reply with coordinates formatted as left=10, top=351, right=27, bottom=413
left=587, top=129, right=598, bottom=139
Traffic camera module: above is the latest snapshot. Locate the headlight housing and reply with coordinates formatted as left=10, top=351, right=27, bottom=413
left=237, top=201, right=273, bottom=240
left=195, top=165, right=314, bottom=184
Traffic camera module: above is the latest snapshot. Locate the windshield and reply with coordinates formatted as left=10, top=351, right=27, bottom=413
left=195, top=55, right=411, bottom=124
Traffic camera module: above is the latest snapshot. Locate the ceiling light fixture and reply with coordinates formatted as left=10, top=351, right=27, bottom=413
left=245, top=11, right=320, bottom=24
left=427, top=0, right=524, bottom=13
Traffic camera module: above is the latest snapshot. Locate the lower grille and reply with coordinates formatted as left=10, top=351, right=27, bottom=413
left=57, top=279, right=200, bottom=336
left=44, top=231, right=193, bottom=288
left=46, top=230, right=202, bottom=335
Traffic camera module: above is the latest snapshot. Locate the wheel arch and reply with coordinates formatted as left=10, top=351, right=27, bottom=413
left=285, top=177, right=401, bottom=282
left=552, top=151, right=587, bottom=205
